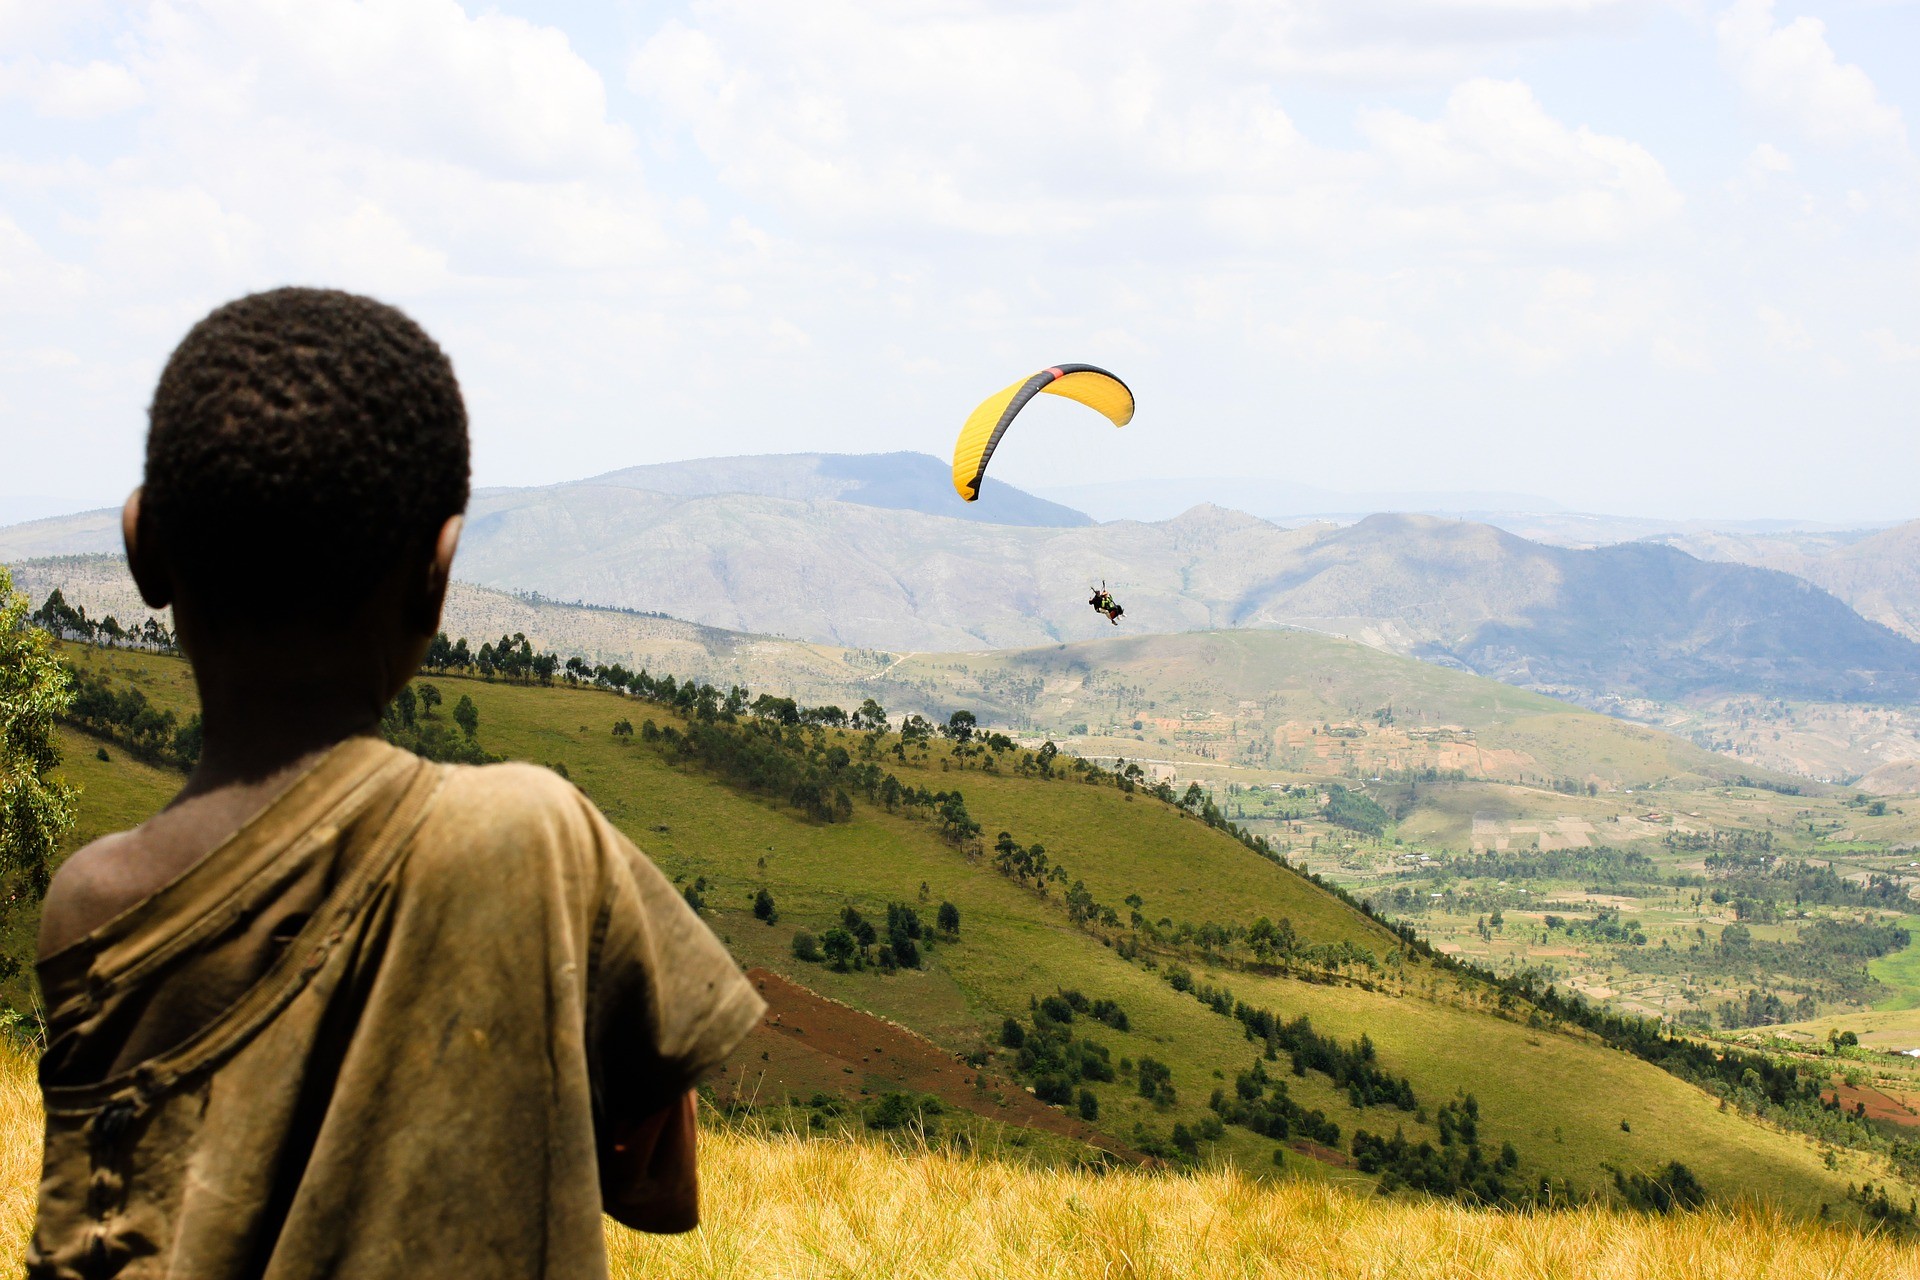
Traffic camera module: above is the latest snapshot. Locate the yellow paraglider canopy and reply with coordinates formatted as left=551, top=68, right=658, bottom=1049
left=951, top=363, right=1134, bottom=502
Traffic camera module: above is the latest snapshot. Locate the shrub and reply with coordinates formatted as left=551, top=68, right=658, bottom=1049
left=1034, top=1075, right=1074, bottom=1106
left=1614, top=1161, right=1707, bottom=1214
left=791, top=930, right=822, bottom=962
left=1137, top=1057, right=1175, bottom=1106
left=866, top=1092, right=941, bottom=1132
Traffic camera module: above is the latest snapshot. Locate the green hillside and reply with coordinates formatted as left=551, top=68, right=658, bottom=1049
left=891, top=627, right=1773, bottom=790
left=11, top=557, right=1820, bottom=794
left=30, top=644, right=1914, bottom=1224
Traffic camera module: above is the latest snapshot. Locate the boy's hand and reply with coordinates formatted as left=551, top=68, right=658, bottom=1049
left=604, top=1090, right=700, bottom=1234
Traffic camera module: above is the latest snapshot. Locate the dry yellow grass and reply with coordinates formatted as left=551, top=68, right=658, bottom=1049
left=608, top=1125, right=1920, bottom=1280
left=0, top=1043, right=43, bottom=1266
left=0, top=1041, right=1912, bottom=1277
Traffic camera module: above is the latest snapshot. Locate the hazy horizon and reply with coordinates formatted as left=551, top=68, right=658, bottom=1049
left=3, top=446, right=1909, bottom=536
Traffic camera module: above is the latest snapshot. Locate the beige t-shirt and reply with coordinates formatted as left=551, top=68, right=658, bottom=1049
left=30, top=737, right=763, bottom=1279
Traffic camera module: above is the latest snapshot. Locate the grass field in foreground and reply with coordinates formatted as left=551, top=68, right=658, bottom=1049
left=0, top=1041, right=1909, bottom=1279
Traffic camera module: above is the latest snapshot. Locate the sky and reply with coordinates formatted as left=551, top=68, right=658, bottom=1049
left=1, top=0, right=1916, bottom=523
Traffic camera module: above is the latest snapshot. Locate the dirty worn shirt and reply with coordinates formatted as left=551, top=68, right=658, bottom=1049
left=30, top=736, right=763, bottom=1279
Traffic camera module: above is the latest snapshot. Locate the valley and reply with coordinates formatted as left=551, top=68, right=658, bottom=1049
left=28, top=639, right=1920, bottom=1227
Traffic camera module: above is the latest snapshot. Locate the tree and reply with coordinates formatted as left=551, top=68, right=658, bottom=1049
left=820, top=926, right=857, bottom=971
left=751, top=694, right=801, bottom=726
left=791, top=930, right=821, bottom=962
left=853, top=698, right=888, bottom=731
left=1077, top=1089, right=1099, bottom=1121
left=942, top=710, right=976, bottom=743
left=937, top=901, right=961, bottom=936
left=1, top=566, right=78, bottom=895
left=753, top=889, right=778, bottom=925
left=841, top=906, right=877, bottom=958
left=416, top=683, right=442, bottom=715
left=886, top=902, right=921, bottom=968
left=935, top=792, right=980, bottom=844
left=453, top=694, right=479, bottom=740
left=612, top=719, right=633, bottom=740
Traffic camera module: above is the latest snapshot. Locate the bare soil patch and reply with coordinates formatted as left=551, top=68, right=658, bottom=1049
left=712, top=968, right=1139, bottom=1160
left=1829, top=1080, right=1920, bottom=1128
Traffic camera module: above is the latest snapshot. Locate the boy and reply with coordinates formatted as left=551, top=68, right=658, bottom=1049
left=29, top=288, right=762, bottom=1278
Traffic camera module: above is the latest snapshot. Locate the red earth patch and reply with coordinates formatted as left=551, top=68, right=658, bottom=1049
left=1828, top=1079, right=1920, bottom=1128
left=711, top=968, right=1138, bottom=1160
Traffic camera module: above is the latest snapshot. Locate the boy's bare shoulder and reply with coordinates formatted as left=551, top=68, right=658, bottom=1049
left=38, top=830, right=144, bottom=960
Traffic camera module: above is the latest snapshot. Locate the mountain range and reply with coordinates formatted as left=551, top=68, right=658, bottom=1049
left=1652, top=522, right=1920, bottom=643
left=6, top=452, right=1919, bottom=707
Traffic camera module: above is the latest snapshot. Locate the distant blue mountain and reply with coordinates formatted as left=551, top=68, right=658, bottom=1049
left=570, top=451, right=1092, bottom=528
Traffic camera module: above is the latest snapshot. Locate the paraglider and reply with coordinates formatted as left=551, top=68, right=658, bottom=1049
left=1089, top=583, right=1124, bottom=625
left=951, top=363, right=1134, bottom=503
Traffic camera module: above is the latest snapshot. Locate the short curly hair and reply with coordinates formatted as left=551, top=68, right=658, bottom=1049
left=144, top=287, right=469, bottom=624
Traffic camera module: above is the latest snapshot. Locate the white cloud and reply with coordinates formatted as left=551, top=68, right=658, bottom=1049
left=0, top=214, right=88, bottom=312
left=0, top=0, right=1915, bottom=521
left=1356, top=78, right=1681, bottom=244
left=1758, top=303, right=1810, bottom=351
left=631, top=9, right=1677, bottom=254
left=1748, top=142, right=1792, bottom=175
left=0, top=56, right=144, bottom=118
left=133, top=0, right=634, bottom=177
left=1716, top=0, right=1908, bottom=151
left=1867, top=327, right=1920, bottom=364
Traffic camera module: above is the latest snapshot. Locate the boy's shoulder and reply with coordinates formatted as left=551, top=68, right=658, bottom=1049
left=413, top=758, right=622, bottom=877
left=37, top=830, right=143, bottom=961
left=437, top=757, right=581, bottom=809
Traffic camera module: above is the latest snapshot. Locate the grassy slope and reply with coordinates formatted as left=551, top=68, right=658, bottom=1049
left=23, top=561, right=1786, bottom=791
left=893, top=628, right=1756, bottom=787
left=386, top=671, right=1887, bottom=1211
left=34, top=647, right=1896, bottom=1216
left=0, top=1043, right=1906, bottom=1278
left=1871, top=917, right=1920, bottom=1013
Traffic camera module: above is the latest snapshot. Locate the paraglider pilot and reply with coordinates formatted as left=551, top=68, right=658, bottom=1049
left=1090, top=586, right=1123, bottom=625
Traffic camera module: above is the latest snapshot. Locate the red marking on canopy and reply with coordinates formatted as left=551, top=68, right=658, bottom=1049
left=1046, top=366, right=1065, bottom=379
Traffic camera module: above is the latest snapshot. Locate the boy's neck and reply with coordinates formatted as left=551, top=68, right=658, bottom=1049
left=180, top=620, right=415, bottom=797
left=193, top=674, right=383, bottom=786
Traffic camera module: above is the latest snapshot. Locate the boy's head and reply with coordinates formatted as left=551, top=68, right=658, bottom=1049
left=134, top=287, right=469, bottom=631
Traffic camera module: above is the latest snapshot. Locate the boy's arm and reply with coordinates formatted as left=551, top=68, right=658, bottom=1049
left=578, top=793, right=764, bottom=1228
left=603, top=1090, right=700, bottom=1234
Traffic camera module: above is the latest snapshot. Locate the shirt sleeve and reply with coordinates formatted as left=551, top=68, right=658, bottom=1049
left=580, top=796, right=765, bottom=1129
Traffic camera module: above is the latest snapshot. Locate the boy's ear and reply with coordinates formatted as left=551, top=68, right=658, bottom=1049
left=122, top=488, right=174, bottom=611
left=411, top=514, right=463, bottom=636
